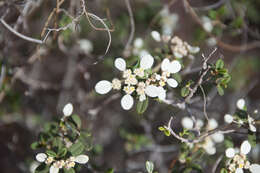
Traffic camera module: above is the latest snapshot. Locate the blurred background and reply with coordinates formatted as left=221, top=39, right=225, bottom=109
left=0, top=0, right=260, bottom=172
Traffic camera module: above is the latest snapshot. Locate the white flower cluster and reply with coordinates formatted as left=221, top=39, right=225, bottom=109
left=36, top=153, right=89, bottom=173
left=224, top=99, right=257, bottom=132
left=160, top=7, right=179, bottom=36
left=95, top=54, right=182, bottom=110
left=150, top=31, right=200, bottom=58
left=225, top=140, right=260, bottom=173
left=181, top=117, right=224, bottom=155
left=199, top=119, right=224, bottom=155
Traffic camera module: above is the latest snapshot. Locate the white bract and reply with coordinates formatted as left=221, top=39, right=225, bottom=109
left=236, top=98, right=245, bottom=110
left=78, top=39, right=93, bottom=54
left=151, top=31, right=161, bottom=42
left=181, top=117, right=194, bottom=130
left=63, top=103, right=73, bottom=117
left=224, top=114, right=233, bottom=124
left=201, top=16, right=213, bottom=32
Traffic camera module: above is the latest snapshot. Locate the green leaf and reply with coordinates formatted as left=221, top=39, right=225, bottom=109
left=146, top=161, right=154, bottom=173
left=31, top=142, right=40, bottom=150
left=106, top=168, right=114, bottom=173
left=58, top=147, right=67, bottom=158
left=217, top=85, right=224, bottom=96
left=136, top=99, right=149, bottom=114
left=248, top=133, right=256, bottom=147
left=46, top=150, right=57, bottom=157
left=64, top=168, right=75, bottom=173
left=181, top=87, right=190, bottom=97
left=220, top=168, right=228, bottom=173
left=69, top=142, right=85, bottom=156
left=71, top=115, right=81, bottom=128
left=158, top=126, right=165, bottom=131
left=35, top=164, right=49, bottom=173
left=209, top=10, right=217, bottom=20
left=216, top=59, right=224, bottom=69
left=164, top=129, right=171, bottom=137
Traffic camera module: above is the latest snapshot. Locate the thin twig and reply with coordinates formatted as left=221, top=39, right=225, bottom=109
left=0, top=18, right=43, bottom=44
left=199, top=85, right=209, bottom=121
left=123, top=0, right=135, bottom=57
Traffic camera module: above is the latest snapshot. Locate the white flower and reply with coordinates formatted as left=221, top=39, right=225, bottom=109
left=95, top=80, right=112, bottom=94
left=240, top=140, right=251, bottom=155
left=201, top=16, right=213, bottom=32
left=50, top=164, right=59, bottom=173
left=224, top=114, right=233, bottom=124
left=123, top=85, right=135, bottom=95
left=235, top=168, right=243, bottom=173
left=136, top=82, right=146, bottom=95
left=78, top=39, right=93, bottom=54
left=248, top=115, right=256, bottom=132
left=36, top=153, right=47, bottom=163
left=151, top=31, right=161, bottom=42
left=125, top=74, right=138, bottom=85
left=123, top=69, right=132, bottom=78
left=63, top=103, right=73, bottom=117
left=181, top=117, right=194, bottom=130
left=161, top=59, right=181, bottom=74
left=134, top=38, right=143, bottom=48
left=121, top=94, right=134, bottom=110
left=139, top=94, right=146, bottom=102
left=226, top=148, right=236, bottom=158
left=211, top=132, right=224, bottom=143
left=114, top=58, right=126, bottom=71
left=208, top=118, right=218, bottom=130
left=237, top=98, right=246, bottom=110
left=112, top=78, right=121, bottom=90
left=249, top=164, right=260, bottom=173
left=140, top=54, right=154, bottom=70
left=203, top=138, right=216, bottom=155
left=134, top=68, right=145, bottom=77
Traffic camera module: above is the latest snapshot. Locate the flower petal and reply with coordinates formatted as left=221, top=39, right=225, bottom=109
left=208, top=118, right=218, bottom=130
left=161, top=58, right=171, bottom=72
left=169, top=60, right=181, bottom=73
left=75, top=155, right=89, bottom=164
left=50, top=165, right=59, bottom=173
left=181, top=117, right=194, bottom=130
left=140, top=54, right=154, bottom=69
left=235, top=168, right=243, bottom=173
left=145, top=85, right=158, bottom=98
left=36, top=153, right=47, bottom=163
left=114, top=58, right=126, bottom=71
left=121, top=94, right=134, bottom=110
left=225, top=148, right=235, bottom=158
left=240, top=140, right=251, bottom=155
left=63, top=103, right=73, bottom=117
left=249, top=164, right=260, bottom=173
left=95, top=80, right=112, bottom=94
left=167, top=78, right=178, bottom=88
left=151, top=31, right=161, bottom=42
